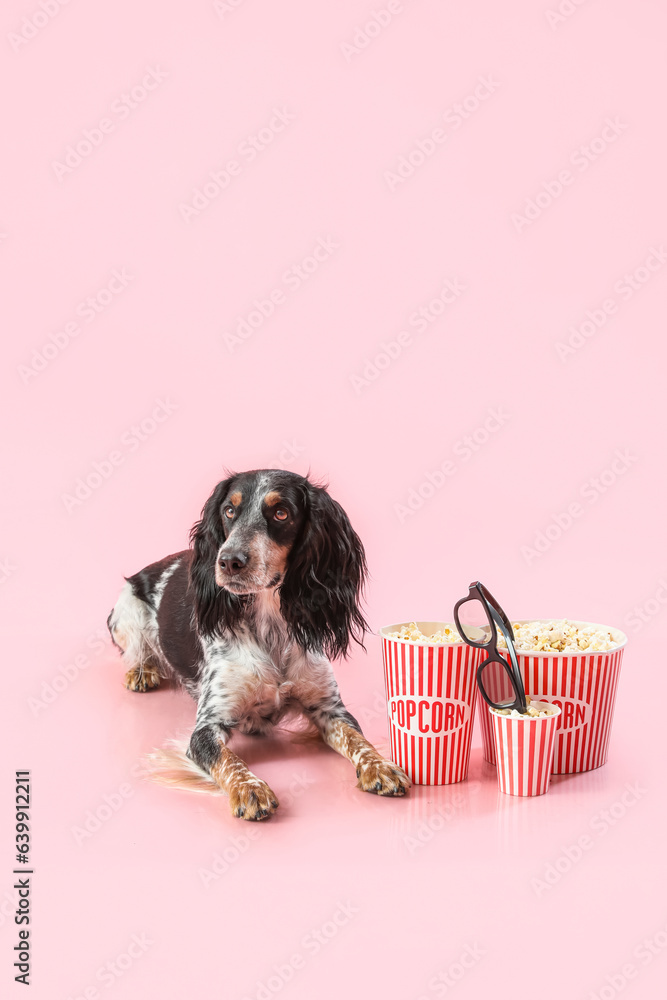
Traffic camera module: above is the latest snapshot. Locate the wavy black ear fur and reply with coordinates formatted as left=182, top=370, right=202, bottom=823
left=279, top=481, right=368, bottom=660
left=189, top=476, right=247, bottom=637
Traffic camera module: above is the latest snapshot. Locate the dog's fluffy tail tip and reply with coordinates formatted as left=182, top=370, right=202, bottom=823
left=143, top=739, right=223, bottom=796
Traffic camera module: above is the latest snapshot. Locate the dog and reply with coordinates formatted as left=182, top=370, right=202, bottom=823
left=107, top=469, right=409, bottom=819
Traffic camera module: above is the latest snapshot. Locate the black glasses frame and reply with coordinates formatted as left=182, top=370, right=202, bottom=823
left=453, top=581, right=527, bottom=714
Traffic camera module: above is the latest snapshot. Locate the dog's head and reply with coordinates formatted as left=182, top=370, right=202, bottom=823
left=189, top=470, right=368, bottom=659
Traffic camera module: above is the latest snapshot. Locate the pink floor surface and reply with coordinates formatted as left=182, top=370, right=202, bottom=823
left=2, top=1, right=666, bottom=997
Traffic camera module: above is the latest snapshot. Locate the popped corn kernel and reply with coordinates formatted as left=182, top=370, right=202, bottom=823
left=492, top=700, right=557, bottom=719
left=386, top=622, right=463, bottom=644
left=497, top=619, right=619, bottom=653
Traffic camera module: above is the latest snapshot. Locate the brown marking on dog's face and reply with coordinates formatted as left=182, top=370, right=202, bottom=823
left=258, top=537, right=290, bottom=576
left=216, top=472, right=307, bottom=594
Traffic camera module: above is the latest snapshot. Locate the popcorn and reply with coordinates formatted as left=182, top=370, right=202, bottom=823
left=492, top=697, right=556, bottom=719
left=497, top=619, right=619, bottom=653
left=386, top=622, right=463, bottom=644
left=387, top=618, right=621, bottom=652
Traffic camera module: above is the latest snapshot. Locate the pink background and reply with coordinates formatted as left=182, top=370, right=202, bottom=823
left=2, top=1, right=666, bottom=997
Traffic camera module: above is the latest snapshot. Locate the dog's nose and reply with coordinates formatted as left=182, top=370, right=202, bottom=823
left=218, top=550, right=248, bottom=573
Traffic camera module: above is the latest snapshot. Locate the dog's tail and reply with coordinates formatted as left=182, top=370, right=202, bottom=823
left=143, top=720, right=323, bottom=797
left=144, top=739, right=224, bottom=796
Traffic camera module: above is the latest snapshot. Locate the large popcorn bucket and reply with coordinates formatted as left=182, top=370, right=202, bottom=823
left=380, top=623, right=481, bottom=785
left=491, top=703, right=561, bottom=796
left=478, top=620, right=627, bottom=774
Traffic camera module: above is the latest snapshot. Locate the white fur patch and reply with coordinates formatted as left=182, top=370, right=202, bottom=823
left=108, top=581, right=154, bottom=664
left=108, top=560, right=180, bottom=672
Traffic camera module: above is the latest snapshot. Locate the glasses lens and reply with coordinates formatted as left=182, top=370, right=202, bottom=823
left=458, top=598, right=493, bottom=644
left=479, top=657, right=516, bottom=708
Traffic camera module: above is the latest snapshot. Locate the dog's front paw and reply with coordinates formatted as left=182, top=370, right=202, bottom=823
left=228, top=779, right=279, bottom=821
left=124, top=665, right=161, bottom=692
left=357, top=758, right=410, bottom=796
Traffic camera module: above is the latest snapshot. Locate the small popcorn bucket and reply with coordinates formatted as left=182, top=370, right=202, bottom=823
left=380, top=623, right=481, bottom=785
left=478, top=620, right=627, bottom=774
left=491, top=703, right=561, bottom=796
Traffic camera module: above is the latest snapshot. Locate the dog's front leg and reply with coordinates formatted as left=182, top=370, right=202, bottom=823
left=188, top=724, right=279, bottom=820
left=323, top=714, right=410, bottom=796
left=187, top=652, right=280, bottom=821
left=305, top=694, right=410, bottom=797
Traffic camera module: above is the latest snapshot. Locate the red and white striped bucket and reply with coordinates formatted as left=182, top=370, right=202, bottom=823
left=380, top=623, right=480, bottom=785
left=478, top=620, right=626, bottom=775
left=491, top=703, right=561, bottom=796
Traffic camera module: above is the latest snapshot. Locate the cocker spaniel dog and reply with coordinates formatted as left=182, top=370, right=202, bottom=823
left=108, top=470, right=409, bottom=819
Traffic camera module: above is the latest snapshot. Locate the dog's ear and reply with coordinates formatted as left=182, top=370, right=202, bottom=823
left=279, top=481, right=368, bottom=660
left=189, top=477, right=245, bottom=636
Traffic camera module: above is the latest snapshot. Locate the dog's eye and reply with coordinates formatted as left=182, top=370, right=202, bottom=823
left=274, top=508, right=288, bottom=521
left=223, top=506, right=234, bottom=519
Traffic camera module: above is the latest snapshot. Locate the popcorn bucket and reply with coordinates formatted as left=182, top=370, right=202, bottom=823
left=478, top=620, right=627, bottom=774
left=491, top=703, right=561, bottom=796
left=380, top=623, right=480, bottom=784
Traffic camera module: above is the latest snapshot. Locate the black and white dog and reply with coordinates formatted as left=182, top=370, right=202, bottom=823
left=108, top=470, right=409, bottom=820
